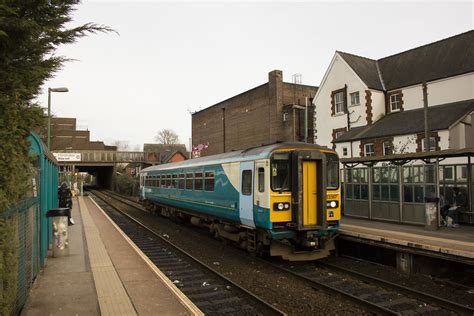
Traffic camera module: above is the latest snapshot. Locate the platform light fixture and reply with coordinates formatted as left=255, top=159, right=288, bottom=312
left=47, top=87, right=69, bottom=150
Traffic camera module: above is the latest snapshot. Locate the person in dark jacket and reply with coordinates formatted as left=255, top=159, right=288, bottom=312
left=446, top=187, right=466, bottom=227
left=58, top=182, right=74, bottom=225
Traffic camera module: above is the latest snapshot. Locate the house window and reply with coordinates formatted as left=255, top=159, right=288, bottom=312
left=350, top=92, right=360, bottom=106
left=421, top=137, right=436, bottom=151
left=342, top=147, right=348, bottom=156
left=335, top=130, right=345, bottom=139
left=390, top=94, right=401, bottom=111
left=383, top=141, right=392, bottom=156
left=364, top=143, right=375, bottom=156
left=335, top=92, right=345, bottom=114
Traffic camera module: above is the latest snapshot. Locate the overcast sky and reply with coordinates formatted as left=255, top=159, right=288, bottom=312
left=38, top=0, right=473, bottom=151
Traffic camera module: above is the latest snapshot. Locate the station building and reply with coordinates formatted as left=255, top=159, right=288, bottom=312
left=192, top=70, right=318, bottom=157
left=313, top=31, right=474, bottom=225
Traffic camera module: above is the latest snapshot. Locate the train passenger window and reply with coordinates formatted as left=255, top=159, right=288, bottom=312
left=166, top=174, right=172, bottom=188
left=158, top=175, right=162, bottom=187
left=258, top=168, right=265, bottom=192
left=185, top=173, right=193, bottom=190
left=242, top=170, right=252, bottom=195
left=178, top=173, right=185, bottom=189
left=172, top=174, right=178, bottom=188
left=204, top=172, right=215, bottom=191
left=194, top=172, right=203, bottom=190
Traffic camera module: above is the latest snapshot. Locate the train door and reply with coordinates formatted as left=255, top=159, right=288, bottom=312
left=302, top=161, right=317, bottom=226
left=239, top=161, right=256, bottom=228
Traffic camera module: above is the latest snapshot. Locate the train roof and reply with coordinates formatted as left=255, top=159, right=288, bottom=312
left=141, top=142, right=332, bottom=173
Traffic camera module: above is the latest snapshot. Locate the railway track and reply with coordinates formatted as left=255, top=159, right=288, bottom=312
left=89, top=190, right=284, bottom=316
left=95, top=190, right=474, bottom=315
left=266, top=259, right=474, bottom=315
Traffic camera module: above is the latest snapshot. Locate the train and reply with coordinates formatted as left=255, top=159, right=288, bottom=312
left=139, top=142, right=340, bottom=261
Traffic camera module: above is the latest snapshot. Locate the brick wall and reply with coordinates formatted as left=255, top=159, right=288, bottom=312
left=359, top=136, right=394, bottom=157
left=192, top=70, right=318, bottom=157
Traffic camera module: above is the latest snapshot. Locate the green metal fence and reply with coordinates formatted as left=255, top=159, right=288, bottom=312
left=0, top=133, right=58, bottom=315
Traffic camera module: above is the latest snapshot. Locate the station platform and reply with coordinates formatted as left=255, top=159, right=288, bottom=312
left=22, top=196, right=202, bottom=316
left=340, top=217, right=474, bottom=264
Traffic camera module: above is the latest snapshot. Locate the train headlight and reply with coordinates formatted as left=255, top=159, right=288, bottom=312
left=273, top=202, right=290, bottom=211
left=326, top=200, right=338, bottom=208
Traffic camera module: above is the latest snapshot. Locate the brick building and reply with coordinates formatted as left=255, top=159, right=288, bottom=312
left=50, top=117, right=116, bottom=151
left=192, top=70, right=318, bottom=157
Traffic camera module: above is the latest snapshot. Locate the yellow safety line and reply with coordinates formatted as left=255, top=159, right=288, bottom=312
left=88, top=196, right=204, bottom=316
left=78, top=197, right=137, bottom=316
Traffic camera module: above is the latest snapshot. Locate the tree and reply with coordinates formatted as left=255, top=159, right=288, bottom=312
left=155, top=129, right=180, bottom=145
left=0, top=2, right=112, bottom=314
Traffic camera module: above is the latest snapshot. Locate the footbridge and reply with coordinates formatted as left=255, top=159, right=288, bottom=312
left=52, top=150, right=148, bottom=188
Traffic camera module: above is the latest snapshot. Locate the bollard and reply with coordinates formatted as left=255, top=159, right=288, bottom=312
left=424, top=197, right=439, bottom=230
left=46, top=208, right=71, bottom=257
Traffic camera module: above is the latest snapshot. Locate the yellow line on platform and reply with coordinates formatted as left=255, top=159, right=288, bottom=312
left=79, top=197, right=137, bottom=316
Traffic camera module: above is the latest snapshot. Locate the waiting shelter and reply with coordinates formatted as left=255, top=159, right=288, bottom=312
left=340, top=148, right=474, bottom=226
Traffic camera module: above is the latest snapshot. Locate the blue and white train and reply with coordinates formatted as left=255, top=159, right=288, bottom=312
left=140, top=142, right=341, bottom=261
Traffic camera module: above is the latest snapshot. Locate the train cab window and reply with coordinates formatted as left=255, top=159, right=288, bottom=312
left=258, top=168, right=265, bottom=192
left=185, top=173, right=193, bottom=190
left=325, top=152, right=340, bottom=189
left=204, top=172, right=215, bottom=192
left=178, top=173, right=184, bottom=189
left=194, top=172, right=203, bottom=190
left=271, top=153, right=291, bottom=192
left=242, top=170, right=252, bottom=195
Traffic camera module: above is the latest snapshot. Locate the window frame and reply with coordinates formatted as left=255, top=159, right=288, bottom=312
left=242, top=170, right=252, bottom=196
left=335, top=91, right=345, bottom=114
left=421, top=136, right=437, bottom=152
left=185, top=172, right=193, bottom=190
left=390, top=93, right=401, bottom=111
left=350, top=91, right=360, bottom=106
left=204, top=171, right=215, bottom=192
left=258, top=167, right=265, bottom=193
left=364, top=143, right=375, bottom=157
left=194, top=172, right=203, bottom=191
left=382, top=141, right=392, bottom=156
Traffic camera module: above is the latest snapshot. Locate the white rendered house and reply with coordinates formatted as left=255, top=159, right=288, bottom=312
left=313, top=30, right=474, bottom=159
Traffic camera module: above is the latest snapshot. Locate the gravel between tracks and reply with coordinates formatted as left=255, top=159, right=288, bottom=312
left=96, top=195, right=368, bottom=315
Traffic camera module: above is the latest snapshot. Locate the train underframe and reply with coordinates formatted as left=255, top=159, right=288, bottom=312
left=142, top=199, right=337, bottom=261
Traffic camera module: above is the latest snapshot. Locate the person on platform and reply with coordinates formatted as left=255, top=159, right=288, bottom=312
left=446, top=187, right=466, bottom=228
left=439, top=193, right=450, bottom=225
left=58, top=182, right=74, bottom=225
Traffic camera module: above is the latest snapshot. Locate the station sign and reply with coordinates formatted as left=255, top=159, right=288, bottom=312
left=53, top=152, right=82, bottom=162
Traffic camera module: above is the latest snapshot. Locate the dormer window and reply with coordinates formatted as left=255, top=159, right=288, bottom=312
left=390, top=93, right=401, bottom=111
left=335, top=91, right=345, bottom=114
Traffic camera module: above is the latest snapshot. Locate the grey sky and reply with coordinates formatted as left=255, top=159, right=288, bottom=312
left=39, top=0, right=473, bottom=150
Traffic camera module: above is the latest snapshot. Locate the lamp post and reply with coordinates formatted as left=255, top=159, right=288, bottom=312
left=47, top=87, right=69, bottom=150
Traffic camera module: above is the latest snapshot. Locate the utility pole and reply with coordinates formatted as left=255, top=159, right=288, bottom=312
left=304, top=96, right=308, bottom=143
left=423, top=82, right=429, bottom=152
